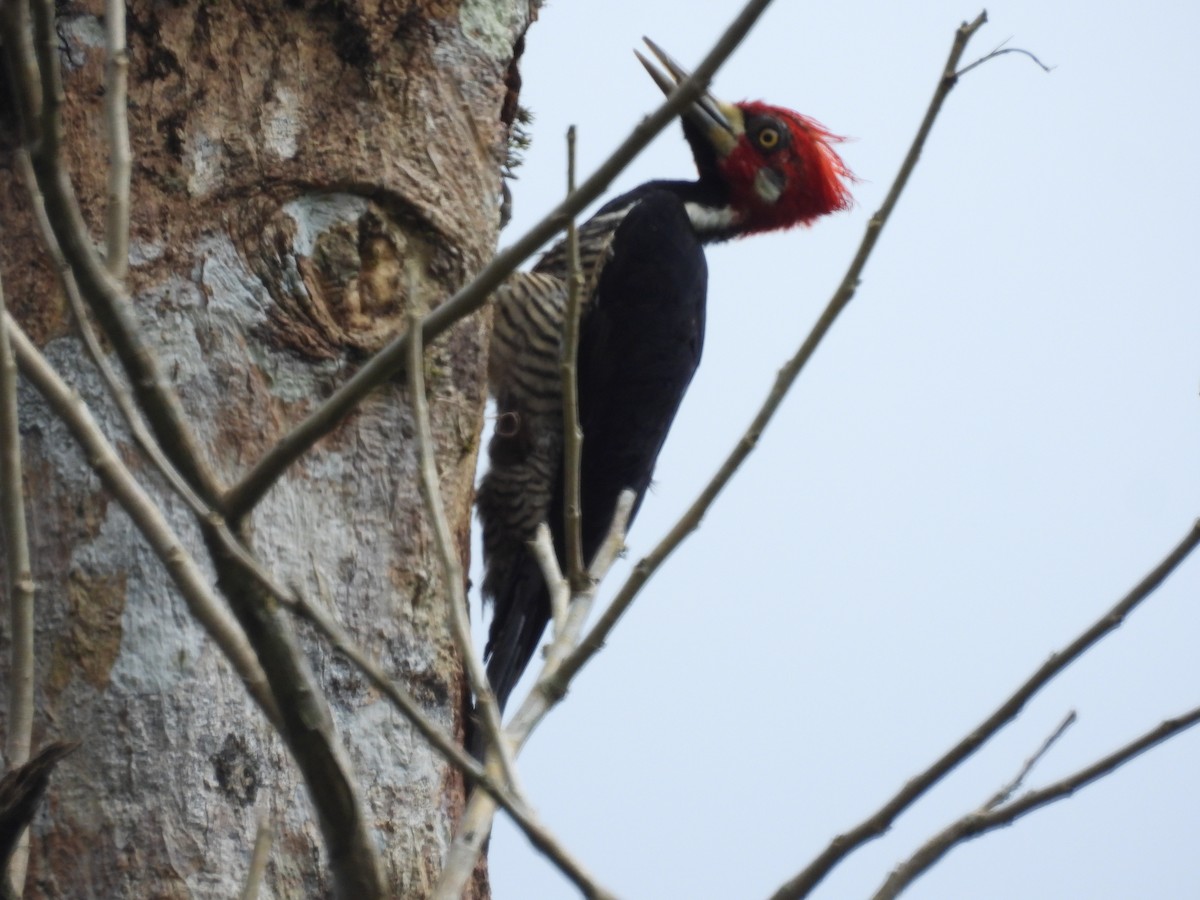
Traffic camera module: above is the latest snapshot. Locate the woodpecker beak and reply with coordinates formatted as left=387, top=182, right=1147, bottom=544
left=635, top=37, right=743, bottom=159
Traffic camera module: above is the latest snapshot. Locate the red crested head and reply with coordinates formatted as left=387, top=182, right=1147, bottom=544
left=637, top=39, right=854, bottom=239
left=717, top=101, right=854, bottom=234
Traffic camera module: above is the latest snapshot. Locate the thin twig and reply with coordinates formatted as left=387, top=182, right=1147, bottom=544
left=557, top=7, right=994, bottom=727
left=531, top=523, right=571, bottom=635
left=103, top=0, right=131, bottom=279
left=201, top=543, right=385, bottom=897
left=561, top=125, right=586, bottom=589
left=984, top=710, right=1076, bottom=811
left=979, top=705, right=1200, bottom=826
left=435, top=492, right=633, bottom=900
left=288, top=582, right=614, bottom=900
left=3, top=313, right=282, bottom=729
left=18, top=151, right=324, bottom=741
left=5, top=14, right=386, bottom=893
left=22, top=114, right=383, bottom=897
left=20, top=235, right=381, bottom=890
left=239, top=814, right=272, bottom=900
left=957, top=41, right=1054, bottom=77
left=224, top=0, right=782, bottom=520
left=769, top=515, right=1200, bottom=900
left=872, top=705, right=1200, bottom=899
left=12, top=150, right=288, bottom=631
left=0, top=0, right=223, bottom=505
left=0, top=245, right=35, bottom=900
left=406, top=302, right=519, bottom=790
left=509, top=491, right=634, bottom=740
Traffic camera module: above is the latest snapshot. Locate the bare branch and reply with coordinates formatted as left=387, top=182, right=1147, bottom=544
left=512, top=490, right=634, bottom=740
left=0, top=1, right=223, bottom=504
left=201, top=548, right=385, bottom=898
left=289, top=581, right=614, bottom=900
left=406, top=303, right=519, bottom=789
left=531, top=523, right=571, bottom=636
left=7, top=234, right=384, bottom=885
left=0, top=246, right=36, bottom=899
left=239, top=814, right=272, bottom=900
left=979, top=705, right=1200, bottom=827
left=770, top=515, right=1200, bottom=900
left=13, top=151, right=330, bottom=762
left=224, top=0, right=783, bottom=520
left=957, top=39, right=1054, bottom=77
left=558, top=11, right=993, bottom=706
left=983, top=710, right=1076, bottom=812
left=436, top=492, right=633, bottom=900
left=873, top=706, right=1200, bottom=899
left=561, top=125, right=586, bottom=588
left=3, top=313, right=282, bottom=729
left=103, top=0, right=131, bottom=279
left=6, top=11, right=388, bottom=892
left=30, top=0, right=64, bottom=161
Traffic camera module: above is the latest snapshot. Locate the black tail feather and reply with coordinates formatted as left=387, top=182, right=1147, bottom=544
left=483, top=549, right=550, bottom=714
left=466, top=550, right=550, bottom=759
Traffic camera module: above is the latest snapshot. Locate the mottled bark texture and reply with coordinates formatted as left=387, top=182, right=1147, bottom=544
left=0, top=0, right=532, bottom=895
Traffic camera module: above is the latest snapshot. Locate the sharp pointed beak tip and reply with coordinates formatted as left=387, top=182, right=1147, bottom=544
left=634, top=47, right=676, bottom=99
left=638, top=37, right=740, bottom=153
left=638, top=37, right=693, bottom=97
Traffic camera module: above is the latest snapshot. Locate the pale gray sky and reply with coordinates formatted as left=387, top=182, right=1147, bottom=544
left=476, top=1, right=1200, bottom=897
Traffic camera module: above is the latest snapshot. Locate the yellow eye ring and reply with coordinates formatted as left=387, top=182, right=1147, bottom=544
left=757, top=127, right=781, bottom=149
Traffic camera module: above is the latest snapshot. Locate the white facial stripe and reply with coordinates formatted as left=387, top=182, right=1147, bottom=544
left=754, top=168, right=785, bottom=205
left=684, top=202, right=738, bottom=235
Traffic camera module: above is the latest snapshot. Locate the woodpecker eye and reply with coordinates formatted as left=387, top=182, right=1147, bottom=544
left=756, top=127, right=781, bottom=150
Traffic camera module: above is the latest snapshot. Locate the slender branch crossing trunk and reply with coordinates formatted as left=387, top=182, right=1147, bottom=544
left=0, top=1, right=533, bottom=894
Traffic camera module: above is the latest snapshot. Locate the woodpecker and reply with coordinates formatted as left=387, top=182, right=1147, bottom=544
left=476, top=39, right=854, bottom=712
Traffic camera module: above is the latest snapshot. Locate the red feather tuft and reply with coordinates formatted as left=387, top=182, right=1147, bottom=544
left=722, top=101, right=855, bottom=235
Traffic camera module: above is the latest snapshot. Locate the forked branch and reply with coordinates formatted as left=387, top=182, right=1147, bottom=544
left=433, top=492, right=633, bottom=900
left=770, top=517, right=1200, bottom=900
left=288, top=576, right=614, bottom=900
left=872, top=705, right=1200, bottom=899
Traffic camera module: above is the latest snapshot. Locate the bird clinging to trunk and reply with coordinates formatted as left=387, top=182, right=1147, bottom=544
left=476, top=38, right=855, bottom=713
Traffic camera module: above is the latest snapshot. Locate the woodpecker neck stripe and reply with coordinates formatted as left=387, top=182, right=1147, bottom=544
left=684, top=202, right=738, bottom=238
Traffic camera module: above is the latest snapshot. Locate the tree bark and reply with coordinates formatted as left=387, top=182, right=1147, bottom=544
left=0, top=0, right=532, bottom=895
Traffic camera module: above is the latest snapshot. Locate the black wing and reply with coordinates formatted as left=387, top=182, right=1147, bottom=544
left=570, top=188, right=707, bottom=560
left=482, top=188, right=707, bottom=712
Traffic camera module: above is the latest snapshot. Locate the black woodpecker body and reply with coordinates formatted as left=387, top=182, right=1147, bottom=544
left=476, top=40, right=854, bottom=713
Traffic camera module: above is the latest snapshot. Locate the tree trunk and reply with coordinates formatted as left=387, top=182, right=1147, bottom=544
left=0, top=0, right=532, bottom=895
